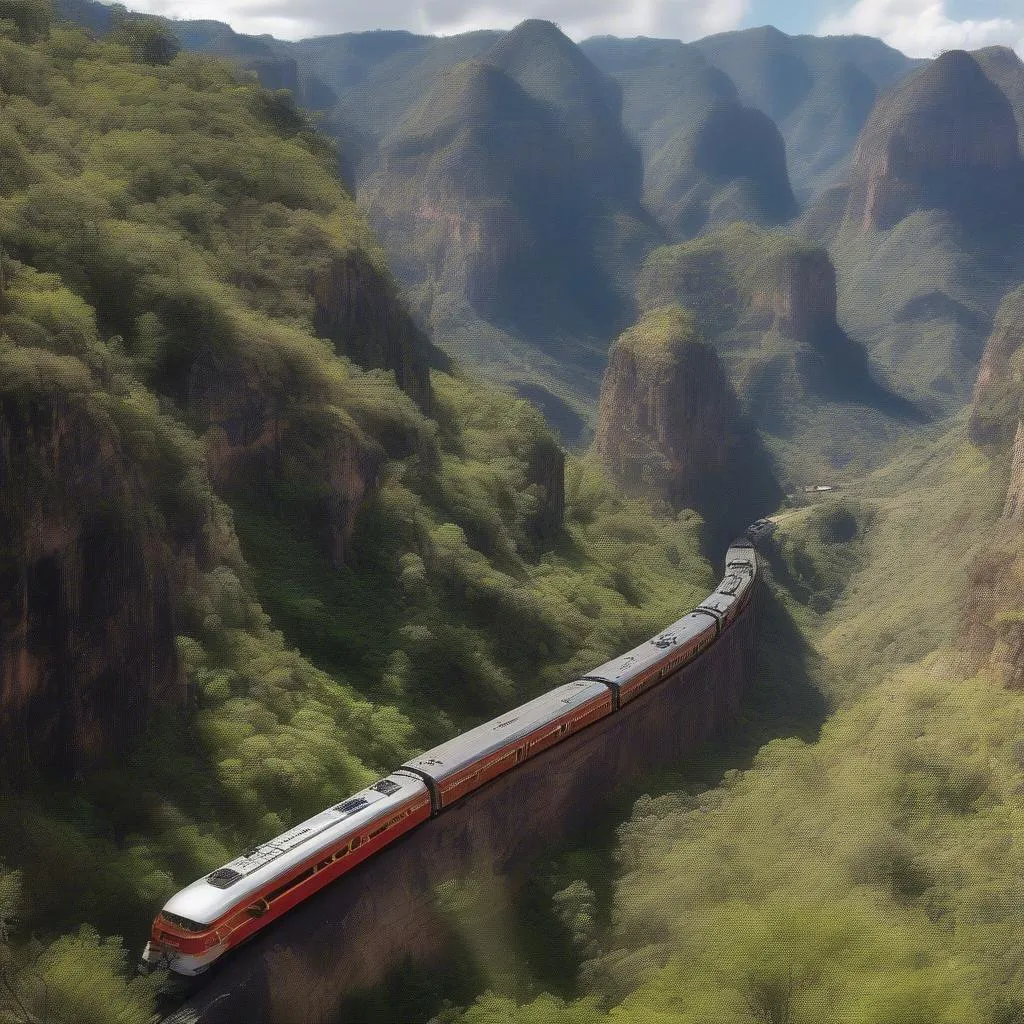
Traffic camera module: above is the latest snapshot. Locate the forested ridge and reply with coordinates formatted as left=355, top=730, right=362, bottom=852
left=0, top=5, right=715, bottom=1019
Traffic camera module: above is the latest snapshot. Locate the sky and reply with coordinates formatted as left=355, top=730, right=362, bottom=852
left=121, top=0, right=1024, bottom=58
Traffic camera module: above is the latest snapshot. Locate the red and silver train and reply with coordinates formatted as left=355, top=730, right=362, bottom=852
left=142, top=538, right=758, bottom=975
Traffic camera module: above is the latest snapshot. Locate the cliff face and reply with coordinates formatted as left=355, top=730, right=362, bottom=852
left=0, top=388, right=182, bottom=778
left=358, top=23, right=654, bottom=391
left=593, top=306, right=780, bottom=541
left=750, top=246, right=837, bottom=345
left=311, top=249, right=434, bottom=412
left=637, top=225, right=879, bottom=437
left=187, top=349, right=384, bottom=571
left=963, top=292, right=1024, bottom=683
left=842, top=50, right=1023, bottom=233
left=524, top=436, right=565, bottom=550
left=969, top=285, right=1024, bottom=446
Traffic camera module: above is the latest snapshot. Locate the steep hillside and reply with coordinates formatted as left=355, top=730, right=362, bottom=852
left=810, top=49, right=1024, bottom=413
left=0, top=15, right=722, bottom=1021
left=357, top=21, right=656, bottom=417
left=693, top=26, right=919, bottom=200
left=643, top=100, right=797, bottom=239
left=584, top=37, right=797, bottom=238
left=635, top=224, right=912, bottom=477
left=593, top=306, right=780, bottom=543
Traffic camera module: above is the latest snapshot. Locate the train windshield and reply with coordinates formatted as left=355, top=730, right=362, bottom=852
left=160, top=911, right=207, bottom=933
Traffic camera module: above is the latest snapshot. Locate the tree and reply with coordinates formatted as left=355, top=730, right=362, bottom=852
left=0, top=0, right=53, bottom=42
left=111, top=15, right=180, bottom=66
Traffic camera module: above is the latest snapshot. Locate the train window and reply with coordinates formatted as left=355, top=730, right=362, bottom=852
left=351, top=835, right=362, bottom=850
left=266, top=866, right=315, bottom=905
left=246, top=900, right=269, bottom=918
left=207, top=867, right=243, bottom=889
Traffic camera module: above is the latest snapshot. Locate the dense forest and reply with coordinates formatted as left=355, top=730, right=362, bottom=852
left=0, top=4, right=716, bottom=1019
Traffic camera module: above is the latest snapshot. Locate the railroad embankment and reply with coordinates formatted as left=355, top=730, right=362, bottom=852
left=165, top=586, right=759, bottom=1024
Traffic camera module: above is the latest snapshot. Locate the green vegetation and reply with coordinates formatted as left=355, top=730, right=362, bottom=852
left=436, top=413, right=1022, bottom=1024
left=0, top=16, right=718, bottom=1021
left=613, top=305, right=701, bottom=364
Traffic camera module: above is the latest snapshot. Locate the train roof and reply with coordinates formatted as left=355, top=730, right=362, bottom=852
left=582, top=611, right=716, bottom=687
left=402, top=679, right=611, bottom=784
left=160, top=772, right=428, bottom=926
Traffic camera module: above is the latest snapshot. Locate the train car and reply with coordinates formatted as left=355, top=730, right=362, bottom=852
left=142, top=772, right=430, bottom=976
left=582, top=611, right=718, bottom=708
left=698, top=539, right=758, bottom=629
left=402, top=679, right=613, bottom=811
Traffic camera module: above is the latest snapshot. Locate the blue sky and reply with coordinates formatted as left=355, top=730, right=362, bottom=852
left=124, top=0, right=1024, bottom=57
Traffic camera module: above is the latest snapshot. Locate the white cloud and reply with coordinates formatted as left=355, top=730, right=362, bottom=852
left=121, top=0, right=749, bottom=42
left=819, top=0, right=1024, bottom=58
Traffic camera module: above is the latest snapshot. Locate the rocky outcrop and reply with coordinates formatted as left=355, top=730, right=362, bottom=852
left=523, top=436, right=565, bottom=550
left=969, top=286, right=1024, bottom=446
left=593, top=305, right=780, bottom=542
left=312, top=249, right=434, bottom=413
left=187, top=351, right=384, bottom=570
left=0, top=385, right=182, bottom=779
left=750, top=246, right=836, bottom=344
left=636, top=225, right=881, bottom=436
left=842, top=50, right=1023, bottom=233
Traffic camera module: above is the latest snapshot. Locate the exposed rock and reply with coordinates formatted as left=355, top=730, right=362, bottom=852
left=523, top=436, right=565, bottom=550
left=593, top=305, right=780, bottom=542
left=842, top=50, right=1023, bottom=232
left=637, top=225, right=881, bottom=435
left=188, top=351, right=384, bottom=569
left=969, top=285, right=1024, bottom=447
left=1004, top=420, right=1024, bottom=520
left=0, top=387, right=181, bottom=779
left=312, top=249, right=434, bottom=412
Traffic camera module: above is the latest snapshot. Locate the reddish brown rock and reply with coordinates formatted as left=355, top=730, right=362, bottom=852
left=843, top=50, right=1022, bottom=232
left=0, top=388, right=182, bottom=778
left=187, top=351, right=383, bottom=570
left=969, top=286, right=1024, bottom=446
left=593, top=305, right=780, bottom=542
left=312, top=249, right=433, bottom=413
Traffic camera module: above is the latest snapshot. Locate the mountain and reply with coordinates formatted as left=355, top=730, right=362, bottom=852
left=805, top=49, right=1024, bottom=413
left=355, top=21, right=655, bottom=417
left=693, top=26, right=919, bottom=200
left=974, top=45, right=1024, bottom=153
left=581, top=38, right=796, bottom=240
left=593, top=305, right=781, bottom=543
left=634, top=224, right=911, bottom=474
left=644, top=99, right=797, bottom=238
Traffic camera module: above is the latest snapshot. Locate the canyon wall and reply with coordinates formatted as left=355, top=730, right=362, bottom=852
left=165, top=581, right=760, bottom=1024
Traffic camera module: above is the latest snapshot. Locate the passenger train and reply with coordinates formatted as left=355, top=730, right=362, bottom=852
left=142, top=537, right=759, bottom=976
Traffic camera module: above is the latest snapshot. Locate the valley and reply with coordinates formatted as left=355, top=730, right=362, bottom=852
left=3, top=2, right=1024, bottom=1022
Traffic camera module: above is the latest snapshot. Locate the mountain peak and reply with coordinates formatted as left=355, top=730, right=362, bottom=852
left=844, top=48, right=1021, bottom=230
